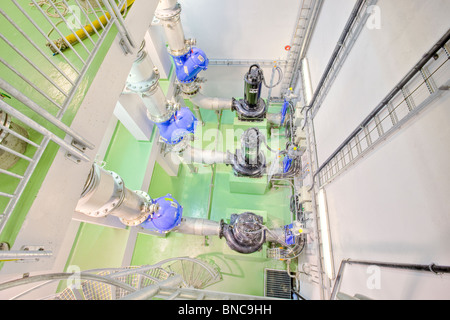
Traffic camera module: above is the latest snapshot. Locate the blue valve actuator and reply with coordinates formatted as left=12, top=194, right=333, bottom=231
left=171, top=47, right=209, bottom=83
left=284, top=224, right=296, bottom=246
left=283, top=155, right=293, bottom=173
left=155, top=107, right=197, bottom=145
left=140, top=194, right=183, bottom=233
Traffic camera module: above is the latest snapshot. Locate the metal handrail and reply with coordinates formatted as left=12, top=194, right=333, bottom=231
left=0, top=0, right=136, bottom=237
left=330, top=259, right=450, bottom=300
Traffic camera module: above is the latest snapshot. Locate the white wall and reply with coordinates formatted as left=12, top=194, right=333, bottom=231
left=306, top=0, right=450, bottom=299
left=311, top=0, right=450, bottom=163
left=179, top=0, right=302, bottom=99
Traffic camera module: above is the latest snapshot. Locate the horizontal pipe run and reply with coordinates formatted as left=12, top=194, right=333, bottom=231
left=190, top=93, right=233, bottom=111
left=344, top=259, right=450, bottom=274
left=180, top=145, right=233, bottom=165
left=174, top=217, right=222, bottom=236
left=331, top=259, right=450, bottom=300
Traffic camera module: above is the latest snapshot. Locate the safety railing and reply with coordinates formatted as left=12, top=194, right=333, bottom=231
left=0, top=0, right=136, bottom=236
left=0, top=257, right=223, bottom=300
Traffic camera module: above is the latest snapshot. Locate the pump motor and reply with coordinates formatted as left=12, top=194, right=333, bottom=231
left=232, top=64, right=283, bottom=122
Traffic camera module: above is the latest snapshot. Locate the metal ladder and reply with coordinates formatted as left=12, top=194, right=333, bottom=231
left=280, top=0, right=319, bottom=96
left=316, top=33, right=450, bottom=188
left=309, top=0, right=378, bottom=119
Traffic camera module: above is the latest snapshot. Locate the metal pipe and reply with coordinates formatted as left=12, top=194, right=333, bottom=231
left=174, top=217, right=222, bottom=236
left=75, top=164, right=153, bottom=226
left=190, top=93, right=233, bottom=111
left=180, top=145, right=233, bottom=165
left=155, top=2, right=187, bottom=56
left=125, top=45, right=174, bottom=123
left=331, top=259, right=450, bottom=300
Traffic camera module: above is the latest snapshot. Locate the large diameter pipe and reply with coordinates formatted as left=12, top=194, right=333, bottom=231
left=76, top=164, right=151, bottom=226
left=141, top=84, right=173, bottom=123
left=126, top=47, right=173, bottom=123
left=190, top=93, right=233, bottom=111
left=180, top=145, right=233, bottom=165
left=174, top=217, right=222, bottom=236
left=127, top=50, right=156, bottom=85
left=155, top=2, right=187, bottom=56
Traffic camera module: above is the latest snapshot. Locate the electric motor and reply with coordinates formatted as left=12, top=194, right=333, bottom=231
left=232, top=64, right=267, bottom=121
left=244, top=64, right=263, bottom=107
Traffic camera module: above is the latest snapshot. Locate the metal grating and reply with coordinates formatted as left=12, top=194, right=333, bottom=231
left=264, top=269, right=292, bottom=300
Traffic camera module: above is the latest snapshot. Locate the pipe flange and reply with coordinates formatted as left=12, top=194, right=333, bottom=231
left=167, top=45, right=190, bottom=58
left=179, top=81, right=201, bottom=97
left=81, top=171, right=125, bottom=218
left=119, top=196, right=152, bottom=226
left=169, top=135, right=191, bottom=153
left=154, top=3, right=182, bottom=21
left=126, top=66, right=160, bottom=94
left=145, top=101, right=178, bottom=124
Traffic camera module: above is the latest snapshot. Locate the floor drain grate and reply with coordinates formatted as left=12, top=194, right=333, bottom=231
left=264, top=269, right=292, bottom=299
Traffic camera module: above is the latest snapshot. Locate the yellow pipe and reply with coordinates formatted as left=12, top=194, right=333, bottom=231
left=48, top=0, right=135, bottom=54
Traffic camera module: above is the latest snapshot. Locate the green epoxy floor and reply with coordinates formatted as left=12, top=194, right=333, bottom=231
left=64, top=106, right=294, bottom=297
left=0, top=2, right=294, bottom=295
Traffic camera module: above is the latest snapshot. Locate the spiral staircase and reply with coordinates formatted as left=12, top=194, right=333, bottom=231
left=0, top=256, right=280, bottom=300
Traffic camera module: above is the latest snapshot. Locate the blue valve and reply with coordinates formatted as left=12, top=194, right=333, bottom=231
left=140, top=194, right=183, bottom=233
left=171, top=47, right=209, bottom=83
left=155, top=107, right=197, bottom=145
